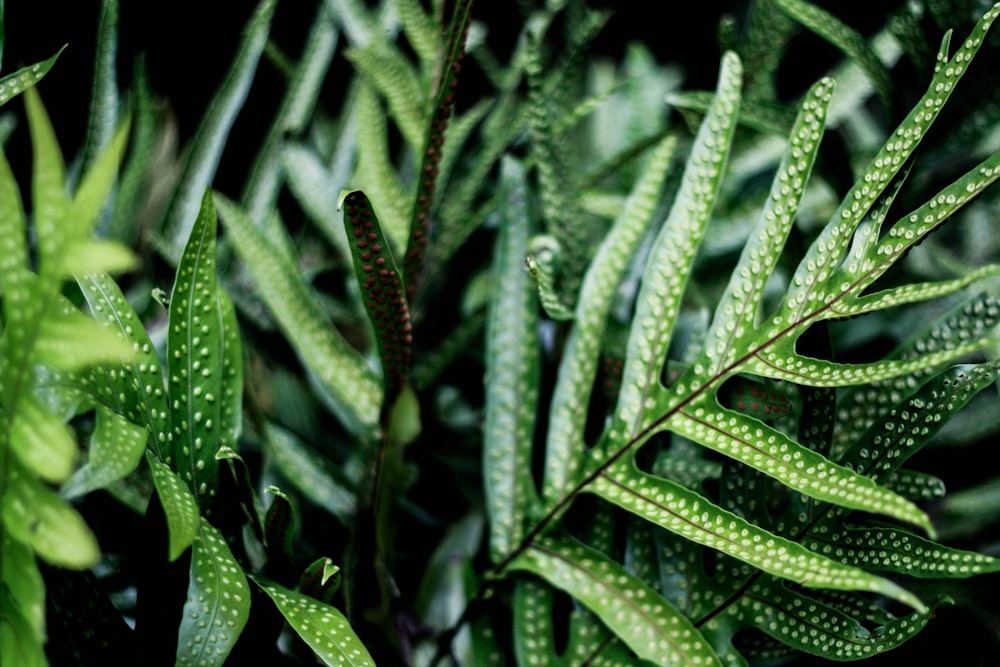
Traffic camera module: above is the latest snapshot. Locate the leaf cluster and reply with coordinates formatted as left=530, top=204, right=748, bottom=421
left=2, top=1, right=1000, bottom=666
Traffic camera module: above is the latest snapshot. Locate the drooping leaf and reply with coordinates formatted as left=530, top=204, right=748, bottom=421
left=148, top=451, right=200, bottom=562
left=61, top=406, right=147, bottom=499
left=175, top=519, right=251, bottom=667
left=510, top=532, right=724, bottom=667
left=76, top=271, right=171, bottom=457
left=215, top=192, right=382, bottom=437
left=252, top=577, right=375, bottom=666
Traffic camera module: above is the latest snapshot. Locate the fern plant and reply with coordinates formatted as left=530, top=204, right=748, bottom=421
left=5, top=0, right=1000, bottom=665
left=459, top=4, right=1000, bottom=666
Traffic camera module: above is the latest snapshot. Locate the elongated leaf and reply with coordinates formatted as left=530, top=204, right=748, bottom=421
left=280, top=141, right=351, bottom=259
left=803, top=526, right=1000, bottom=577
left=252, top=577, right=375, bottom=666
left=79, top=0, right=119, bottom=177
left=168, top=189, right=224, bottom=508
left=353, top=81, right=410, bottom=248
left=774, top=0, right=892, bottom=110
left=396, top=0, right=439, bottom=67
left=704, top=76, right=832, bottom=374
left=611, top=51, right=741, bottom=443
left=403, top=0, right=474, bottom=298
left=244, top=0, right=339, bottom=220
left=346, top=42, right=426, bottom=152
left=512, top=578, right=557, bottom=665
left=484, top=156, right=539, bottom=562
left=33, top=296, right=133, bottom=371
left=25, top=86, right=71, bottom=279
left=588, top=459, right=924, bottom=611
left=77, top=271, right=171, bottom=457
left=510, top=533, right=724, bottom=667
left=215, top=192, right=381, bottom=436
left=109, top=58, right=158, bottom=246
left=0, top=139, right=25, bottom=284
left=738, top=581, right=944, bottom=660
left=176, top=519, right=251, bottom=666
left=162, top=0, right=276, bottom=252
left=148, top=451, right=200, bottom=561
left=339, top=188, right=413, bottom=409
left=543, top=135, right=676, bottom=502
left=0, top=591, right=47, bottom=667
left=0, top=46, right=63, bottom=108
left=265, top=423, right=357, bottom=521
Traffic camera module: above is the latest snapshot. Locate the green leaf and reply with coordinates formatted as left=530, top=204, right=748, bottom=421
left=0, top=46, right=64, bottom=108
left=610, top=51, right=742, bottom=441
left=543, top=135, right=677, bottom=502
left=168, top=188, right=225, bottom=508
left=0, top=588, right=48, bottom=667
left=33, top=296, right=134, bottom=371
left=396, top=0, right=439, bottom=67
left=299, top=557, right=342, bottom=605
left=588, top=459, right=925, bottom=611
left=148, top=451, right=200, bottom=561
left=265, top=422, right=357, bottom=521
left=1, top=532, right=45, bottom=641
left=738, top=581, right=945, bottom=660
left=25, top=86, right=71, bottom=279
left=176, top=519, right=251, bottom=667
left=352, top=81, right=410, bottom=248
left=803, top=526, right=1000, bottom=578
left=79, top=0, right=119, bottom=177
left=71, top=81, right=129, bottom=238
left=61, top=407, right=147, bottom=499
left=1, top=459, right=100, bottom=568
left=21, top=86, right=133, bottom=280
left=243, top=0, right=338, bottom=220
left=162, top=0, right=277, bottom=253
left=0, top=136, right=26, bottom=284
left=346, top=41, right=426, bottom=152
left=215, top=192, right=381, bottom=436
left=484, top=156, right=540, bottom=562
left=510, top=533, right=724, bottom=667
left=252, top=576, right=375, bottom=666
left=8, top=391, right=76, bottom=483
left=77, top=271, right=171, bottom=457
left=776, top=0, right=895, bottom=109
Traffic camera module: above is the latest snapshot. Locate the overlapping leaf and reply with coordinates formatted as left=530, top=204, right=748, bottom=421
left=484, top=6, right=1000, bottom=665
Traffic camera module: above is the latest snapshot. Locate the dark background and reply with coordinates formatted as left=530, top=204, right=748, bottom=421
left=5, top=2, right=997, bottom=665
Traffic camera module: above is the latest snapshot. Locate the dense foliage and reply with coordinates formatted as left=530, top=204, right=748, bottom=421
left=2, top=1, right=1000, bottom=666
